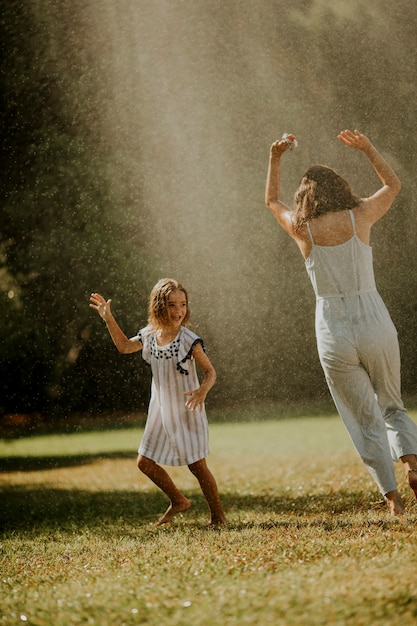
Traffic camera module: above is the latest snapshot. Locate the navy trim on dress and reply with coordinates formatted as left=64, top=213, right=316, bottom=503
left=176, top=338, right=205, bottom=375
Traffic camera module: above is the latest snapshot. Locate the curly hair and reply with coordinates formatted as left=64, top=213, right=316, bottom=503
left=147, top=278, right=190, bottom=329
left=293, top=165, right=360, bottom=233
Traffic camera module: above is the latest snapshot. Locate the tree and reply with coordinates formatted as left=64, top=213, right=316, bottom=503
left=0, top=2, right=151, bottom=417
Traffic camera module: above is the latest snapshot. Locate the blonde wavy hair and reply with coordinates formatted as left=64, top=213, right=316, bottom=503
left=293, top=165, right=360, bottom=233
left=147, top=278, right=190, bottom=329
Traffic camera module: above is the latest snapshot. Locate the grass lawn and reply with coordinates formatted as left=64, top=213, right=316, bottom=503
left=1, top=411, right=417, bottom=625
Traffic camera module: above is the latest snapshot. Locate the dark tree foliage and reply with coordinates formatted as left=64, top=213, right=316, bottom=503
left=0, top=2, right=151, bottom=418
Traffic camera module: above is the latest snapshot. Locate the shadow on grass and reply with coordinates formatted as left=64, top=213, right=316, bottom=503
left=0, top=484, right=384, bottom=534
left=0, top=452, right=135, bottom=472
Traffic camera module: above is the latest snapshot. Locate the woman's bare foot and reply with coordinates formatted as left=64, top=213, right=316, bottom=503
left=385, top=490, right=405, bottom=516
left=407, top=468, right=417, bottom=500
left=400, top=455, right=417, bottom=500
left=156, top=498, right=191, bottom=526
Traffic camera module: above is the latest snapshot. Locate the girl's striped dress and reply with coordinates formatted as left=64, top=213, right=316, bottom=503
left=137, top=325, right=210, bottom=466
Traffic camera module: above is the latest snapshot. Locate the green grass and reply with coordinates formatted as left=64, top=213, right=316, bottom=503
left=1, top=413, right=417, bottom=626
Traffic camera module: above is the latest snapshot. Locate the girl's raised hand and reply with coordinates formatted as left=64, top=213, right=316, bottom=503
left=338, top=129, right=372, bottom=152
left=89, top=292, right=112, bottom=321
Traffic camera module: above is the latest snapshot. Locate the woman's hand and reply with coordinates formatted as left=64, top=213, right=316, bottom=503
left=339, top=129, right=401, bottom=225
left=89, top=292, right=112, bottom=321
left=270, top=137, right=293, bottom=158
left=338, top=129, right=372, bottom=152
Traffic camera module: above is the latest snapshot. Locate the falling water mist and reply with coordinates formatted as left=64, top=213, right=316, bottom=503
left=50, top=1, right=417, bottom=412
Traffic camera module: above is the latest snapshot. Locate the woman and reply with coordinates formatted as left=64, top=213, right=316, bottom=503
left=265, top=129, right=417, bottom=515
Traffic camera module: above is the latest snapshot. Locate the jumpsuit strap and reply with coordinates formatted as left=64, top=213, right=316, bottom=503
left=348, top=209, right=356, bottom=234
left=306, top=222, right=314, bottom=244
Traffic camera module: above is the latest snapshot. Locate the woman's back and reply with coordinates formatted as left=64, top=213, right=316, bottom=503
left=297, top=206, right=375, bottom=259
left=305, top=209, right=376, bottom=298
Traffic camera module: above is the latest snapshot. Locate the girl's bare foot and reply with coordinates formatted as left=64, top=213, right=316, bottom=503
left=207, top=520, right=227, bottom=528
left=207, top=515, right=227, bottom=528
left=385, top=490, right=405, bottom=516
left=156, top=498, right=191, bottom=526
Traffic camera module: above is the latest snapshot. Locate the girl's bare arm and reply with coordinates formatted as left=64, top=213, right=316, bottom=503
left=184, top=343, right=216, bottom=412
left=89, top=293, right=142, bottom=354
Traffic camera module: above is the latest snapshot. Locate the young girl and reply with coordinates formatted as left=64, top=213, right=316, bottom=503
left=265, top=129, right=417, bottom=516
left=89, top=278, right=227, bottom=526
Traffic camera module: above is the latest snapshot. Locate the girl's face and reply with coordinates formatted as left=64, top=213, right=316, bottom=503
left=165, top=289, right=187, bottom=328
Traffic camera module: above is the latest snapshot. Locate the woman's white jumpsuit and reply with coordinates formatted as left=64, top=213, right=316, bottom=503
left=305, top=210, right=417, bottom=495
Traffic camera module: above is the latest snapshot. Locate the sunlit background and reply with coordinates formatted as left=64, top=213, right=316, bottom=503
left=1, top=0, right=417, bottom=425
